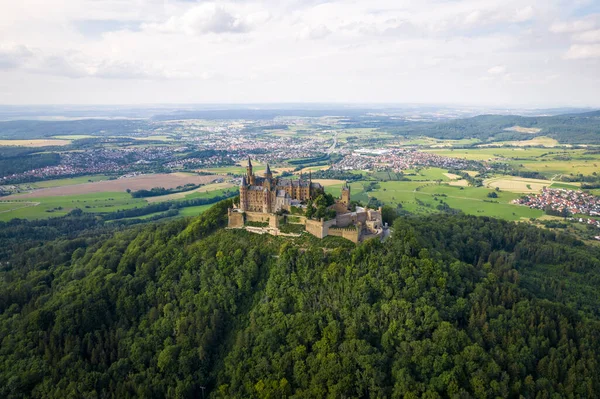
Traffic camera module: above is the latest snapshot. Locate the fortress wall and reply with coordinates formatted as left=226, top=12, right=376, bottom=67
left=328, top=227, right=360, bottom=243
left=336, top=213, right=354, bottom=228
left=245, top=212, right=271, bottom=223
left=356, top=211, right=368, bottom=224
left=305, top=219, right=327, bottom=238
left=228, top=211, right=244, bottom=228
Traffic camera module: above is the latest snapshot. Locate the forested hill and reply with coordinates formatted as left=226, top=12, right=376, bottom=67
left=1, top=201, right=600, bottom=398
left=391, top=109, right=600, bottom=144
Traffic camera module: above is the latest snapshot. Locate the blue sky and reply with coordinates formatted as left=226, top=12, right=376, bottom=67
left=0, top=0, right=599, bottom=106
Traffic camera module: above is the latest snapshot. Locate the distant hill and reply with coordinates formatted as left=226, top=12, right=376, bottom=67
left=390, top=110, right=600, bottom=144
left=1, top=108, right=599, bottom=144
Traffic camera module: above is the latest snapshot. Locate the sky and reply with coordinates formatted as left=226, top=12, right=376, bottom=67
left=0, top=0, right=599, bottom=107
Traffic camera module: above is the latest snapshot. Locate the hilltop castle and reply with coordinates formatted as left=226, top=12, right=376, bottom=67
left=228, top=159, right=384, bottom=243
left=238, top=157, right=324, bottom=213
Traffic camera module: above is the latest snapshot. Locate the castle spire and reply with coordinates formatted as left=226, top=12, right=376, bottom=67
left=247, top=156, right=252, bottom=167
left=265, top=163, right=271, bottom=175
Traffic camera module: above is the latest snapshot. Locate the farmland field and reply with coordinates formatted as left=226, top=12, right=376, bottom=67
left=29, top=175, right=111, bottom=188
left=145, top=182, right=235, bottom=203
left=365, top=181, right=542, bottom=221
left=484, top=176, right=554, bottom=193
left=8, top=173, right=223, bottom=199
left=478, top=136, right=560, bottom=147
left=0, top=139, right=72, bottom=147
left=0, top=192, right=146, bottom=221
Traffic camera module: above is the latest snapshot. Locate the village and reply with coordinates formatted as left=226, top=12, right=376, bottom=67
left=514, top=188, right=600, bottom=229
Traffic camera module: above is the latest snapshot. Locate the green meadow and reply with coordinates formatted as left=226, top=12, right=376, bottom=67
left=324, top=178, right=542, bottom=221
left=0, top=192, right=145, bottom=221
left=29, top=175, right=110, bottom=188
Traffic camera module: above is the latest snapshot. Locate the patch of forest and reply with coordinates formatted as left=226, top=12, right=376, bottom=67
left=0, top=201, right=599, bottom=398
left=387, top=110, right=600, bottom=144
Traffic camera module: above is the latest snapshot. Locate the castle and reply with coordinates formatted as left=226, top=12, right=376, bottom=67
left=229, top=159, right=384, bottom=243
left=238, top=157, right=324, bottom=213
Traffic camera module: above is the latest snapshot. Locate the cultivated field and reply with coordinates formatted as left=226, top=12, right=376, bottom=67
left=312, top=179, right=346, bottom=187
left=484, top=176, right=554, bottom=193
left=9, top=173, right=223, bottom=199
left=478, top=136, right=560, bottom=147
left=145, top=182, right=235, bottom=203
left=0, top=139, right=72, bottom=147
left=503, top=126, right=542, bottom=134
left=0, top=192, right=146, bottom=221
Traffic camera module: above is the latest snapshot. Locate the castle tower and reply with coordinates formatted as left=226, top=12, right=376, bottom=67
left=246, top=157, right=255, bottom=185
left=262, top=187, right=271, bottom=214
left=309, top=171, right=313, bottom=199
left=239, top=175, right=248, bottom=211
left=264, top=163, right=273, bottom=180
left=341, top=181, right=351, bottom=206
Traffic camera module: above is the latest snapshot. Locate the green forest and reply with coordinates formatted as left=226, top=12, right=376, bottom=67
left=1, top=200, right=600, bottom=398
left=389, top=110, right=600, bottom=144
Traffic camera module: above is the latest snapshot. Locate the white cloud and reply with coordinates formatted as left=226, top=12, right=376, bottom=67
left=0, top=0, right=599, bottom=106
left=565, top=44, right=600, bottom=59
left=572, top=29, right=600, bottom=43
left=0, top=45, right=33, bottom=69
left=550, top=18, right=597, bottom=33
left=299, top=25, right=332, bottom=40
left=487, top=65, right=507, bottom=75
left=512, top=6, right=534, bottom=23
left=143, top=3, right=268, bottom=35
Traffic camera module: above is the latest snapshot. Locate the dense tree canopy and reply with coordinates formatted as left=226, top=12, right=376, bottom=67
left=1, top=201, right=599, bottom=398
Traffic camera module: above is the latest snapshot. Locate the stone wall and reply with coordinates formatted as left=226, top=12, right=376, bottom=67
left=328, top=227, right=360, bottom=243
left=305, top=218, right=336, bottom=239
left=305, top=219, right=326, bottom=238
left=228, top=210, right=244, bottom=228
left=245, top=212, right=271, bottom=224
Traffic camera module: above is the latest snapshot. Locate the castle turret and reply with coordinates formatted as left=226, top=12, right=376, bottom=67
left=264, top=163, right=273, bottom=180
left=239, top=175, right=248, bottom=211
left=341, top=181, right=351, bottom=206
left=246, top=157, right=255, bottom=185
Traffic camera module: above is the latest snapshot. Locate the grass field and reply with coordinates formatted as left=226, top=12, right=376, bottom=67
left=395, top=137, right=481, bottom=147
left=325, top=179, right=543, bottom=221
left=0, top=192, right=147, bottom=221
left=145, top=182, right=235, bottom=203
left=484, top=176, right=554, bottom=193
left=0, top=139, right=72, bottom=147
left=515, top=159, right=600, bottom=175
left=478, top=136, right=560, bottom=147
left=550, top=182, right=582, bottom=189
left=179, top=204, right=214, bottom=217
left=52, top=135, right=96, bottom=140
left=29, top=175, right=110, bottom=189
left=425, top=147, right=558, bottom=161
left=404, top=168, right=451, bottom=181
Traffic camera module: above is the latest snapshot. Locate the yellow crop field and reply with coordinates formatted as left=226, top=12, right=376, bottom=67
left=0, top=139, right=72, bottom=147
left=484, top=176, right=554, bottom=193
